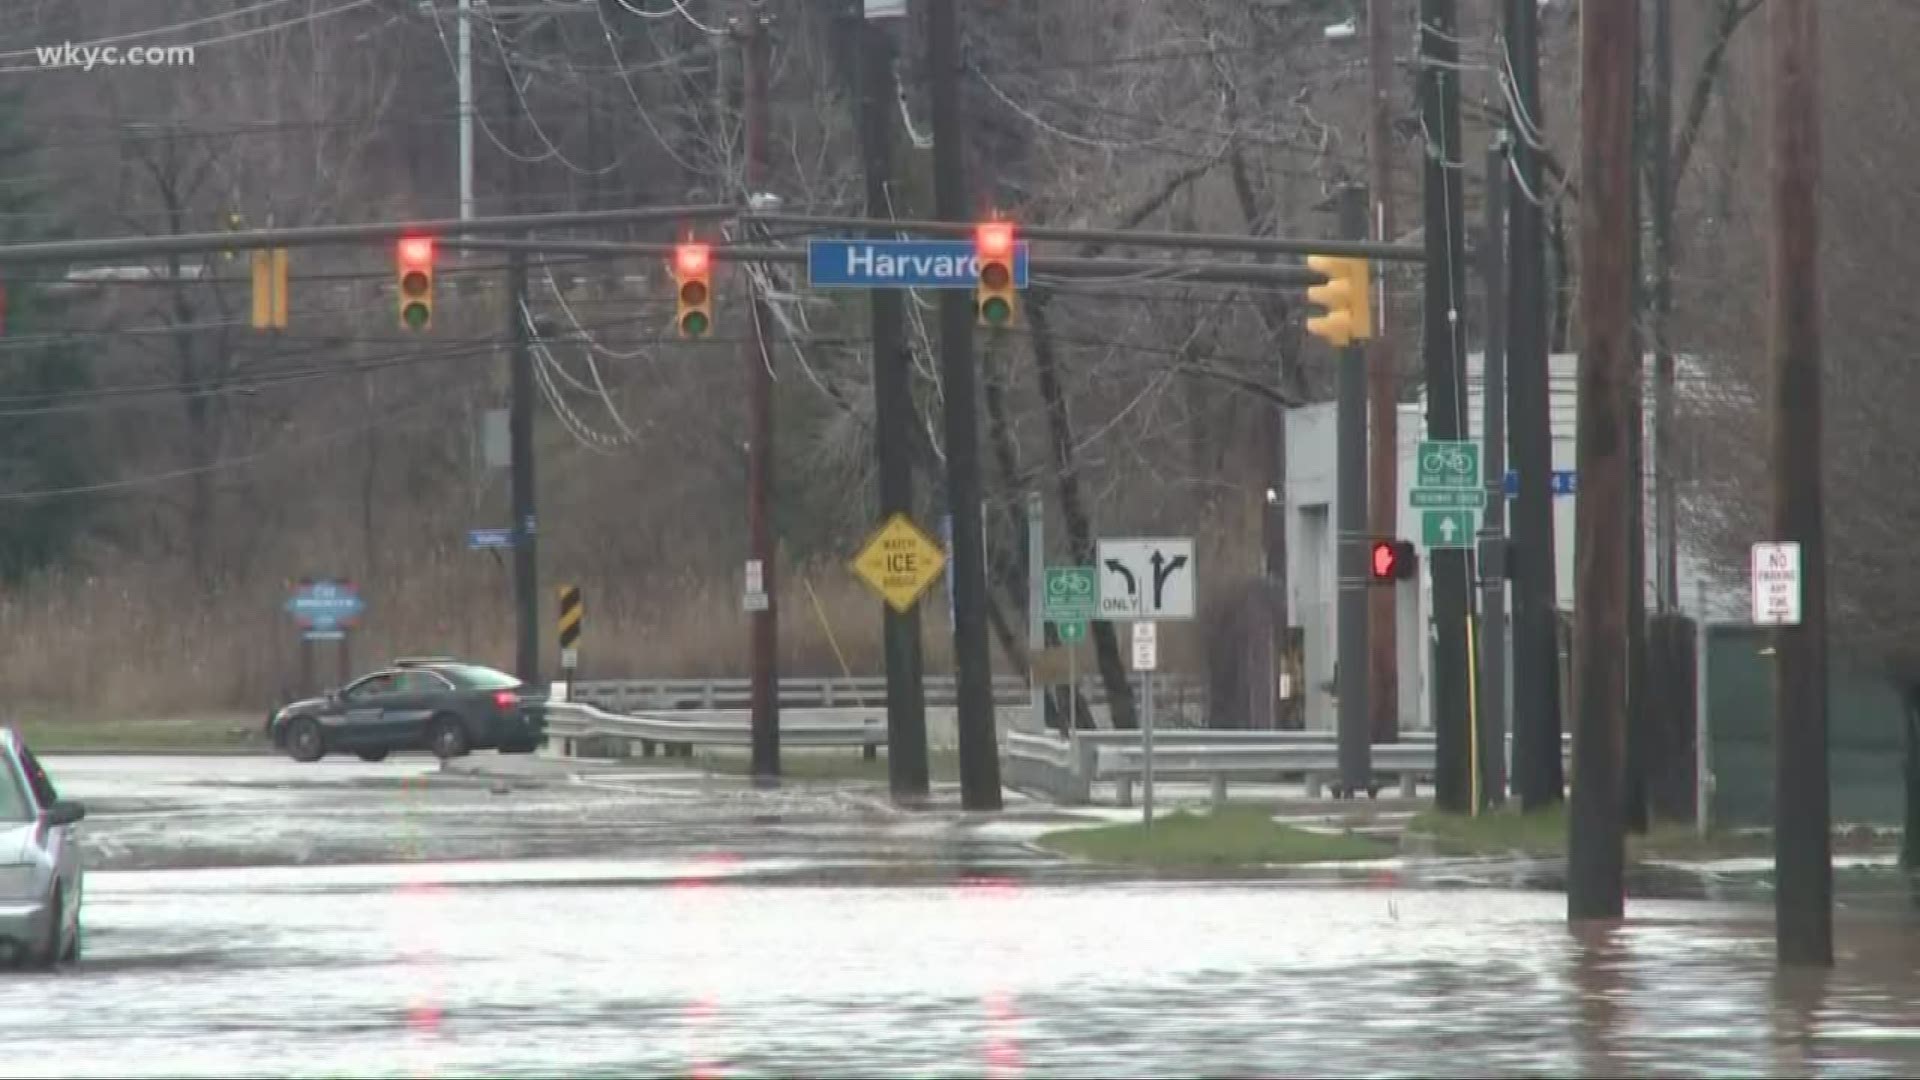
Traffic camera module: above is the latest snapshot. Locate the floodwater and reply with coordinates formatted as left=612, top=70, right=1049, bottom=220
left=4, top=755, right=1918, bottom=1078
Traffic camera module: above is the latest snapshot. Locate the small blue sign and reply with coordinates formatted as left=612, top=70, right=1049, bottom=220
left=1503, top=469, right=1578, bottom=497
left=468, top=528, right=515, bottom=550
left=284, top=578, right=365, bottom=633
left=806, top=239, right=1031, bottom=290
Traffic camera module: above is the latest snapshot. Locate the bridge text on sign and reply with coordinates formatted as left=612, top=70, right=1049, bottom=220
left=1750, top=541, right=1803, bottom=627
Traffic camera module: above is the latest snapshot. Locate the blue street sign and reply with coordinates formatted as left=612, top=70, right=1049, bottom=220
left=468, top=528, right=515, bottom=550
left=1503, top=469, right=1577, bottom=497
left=284, top=578, right=365, bottom=633
left=806, top=239, right=1031, bottom=290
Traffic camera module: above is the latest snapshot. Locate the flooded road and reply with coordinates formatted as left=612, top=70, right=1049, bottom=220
left=6, top=755, right=1920, bottom=1077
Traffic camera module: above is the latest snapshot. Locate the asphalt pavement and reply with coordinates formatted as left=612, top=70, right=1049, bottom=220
left=5, top=753, right=1920, bottom=1078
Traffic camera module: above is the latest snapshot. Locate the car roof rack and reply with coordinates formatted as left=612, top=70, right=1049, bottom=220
left=393, top=656, right=460, bottom=667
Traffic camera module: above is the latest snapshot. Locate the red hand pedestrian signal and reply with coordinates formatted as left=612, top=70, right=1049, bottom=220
left=1369, top=539, right=1416, bottom=582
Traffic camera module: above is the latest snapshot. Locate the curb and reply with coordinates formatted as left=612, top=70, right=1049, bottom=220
left=36, top=746, right=276, bottom=757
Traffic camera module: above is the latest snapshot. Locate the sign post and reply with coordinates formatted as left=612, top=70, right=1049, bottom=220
left=1132, top=621, right=1157, bottom=830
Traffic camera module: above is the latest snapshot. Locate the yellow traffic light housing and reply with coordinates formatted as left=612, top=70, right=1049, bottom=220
left=1306, top=255, right=1373, bottom=347
left=975, top=220, right=1016, bottom=327
left=674, top=242, right=712, bottom=338
left=250, top=247, right=288, bottom=331
left=397, top=235, right=434, bottom=331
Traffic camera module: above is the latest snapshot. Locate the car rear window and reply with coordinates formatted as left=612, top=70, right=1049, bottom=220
left=440, top=665, right=522, bottom=690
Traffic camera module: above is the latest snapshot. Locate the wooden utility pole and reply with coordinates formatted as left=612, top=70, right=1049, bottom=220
left=1365, top=0, right=1400, bottom=745
left=1768, top=0, right=1831, bottom=967
left=1478, top=133, right=1511, bottom=808
left=739, top=10, right=780, bottom=786
left=1503, top=0, right=1563, bottom=810
left=1419, top=0, right=1472, bottom=811
left=842, top=1, right=931, bottom=804
left=1568, top=0, right=1637, bottom=923
left=926, top=0, right=1004, bottom=810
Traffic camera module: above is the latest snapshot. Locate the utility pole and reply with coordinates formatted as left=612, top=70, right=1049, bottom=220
left=1503, top=0, right=1563, bottom=809
left=457, top=0, right=474, bottom=221
left=1648, top=0, right=1678, bottom=614
left=738, top=9, right=780, bottom=786
left=1625, top=2, right=1651, bottom=838
left=1479, top=133, right=1511, bottom=809
left=1365, top=0, right=1400, bottom=745
left=1768, top=0, right=1831, bottom=968
left=497, top=33, right=540, bottom=687
left=1419, top=0, right=1472, bottom=812
left=1335, top=183, right=1372, bottom=799
left=926, top=0, right=1003, bottom=811
left=843, top=2, right=929, bottom=804
left=1568, top=0, right=1636, bottom=923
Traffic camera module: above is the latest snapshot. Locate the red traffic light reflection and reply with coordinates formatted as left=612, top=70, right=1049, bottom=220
left=398, top=236, right=434, bottom=266
left=976, top=221, right=1013, bottom=258
left=675, top=243, right=710, bottom=276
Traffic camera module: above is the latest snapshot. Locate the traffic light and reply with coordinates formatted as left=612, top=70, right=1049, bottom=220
left=396, top=235, right=434, bottom=331
left=1369, top=538, right=1417, bottom=583
left=1305, top=255, right=1373, bottom=347
left=674, top=242, right=712, bottom=339
left=250, top=247, right=288, bottom=331
left=975, top=220, right=1016, bottom=327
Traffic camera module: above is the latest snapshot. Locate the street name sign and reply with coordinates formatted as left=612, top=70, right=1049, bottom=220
left=1096, top=538, right=1195, bottom=620
left=1504, top=469, right=1577, bottom=497
left=1410, top=488, right=1487, bottom=510
left=851, top=513, right=948, bottom=613
left=1751, top=541, right=1802, bottom=626
left=806, top=239, right=1031, bottom=290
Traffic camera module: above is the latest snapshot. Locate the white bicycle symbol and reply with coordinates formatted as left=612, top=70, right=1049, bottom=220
left=1048, top=573, right=1093, bottom=598
left=1422, top=446, right=1474, bottom=476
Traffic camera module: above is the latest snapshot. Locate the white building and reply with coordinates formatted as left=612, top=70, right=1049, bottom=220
left=1284, top=352, right=1742, bottom=733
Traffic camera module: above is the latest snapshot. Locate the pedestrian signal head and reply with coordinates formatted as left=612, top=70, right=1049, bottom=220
left=674, top=242, right=712, bottom=339
left=396, top=235, right=434, bottom=331
left=1369, top=538, right=1416, bottom=582
left=975, top=220, right=1017, bottom=328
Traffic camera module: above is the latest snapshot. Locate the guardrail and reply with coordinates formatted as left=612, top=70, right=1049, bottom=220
left=567, top=674, right=1206, bottom=715
left=1003, top=730, right=1575, bottom=807
left=541, top=700, right=885, bottom=759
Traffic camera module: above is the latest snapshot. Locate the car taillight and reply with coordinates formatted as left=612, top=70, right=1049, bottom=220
left=494, top=690, right=519, bottom=709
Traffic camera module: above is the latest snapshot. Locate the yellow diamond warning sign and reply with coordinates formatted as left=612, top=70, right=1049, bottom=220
left=850, top=512, right=947, bottom=613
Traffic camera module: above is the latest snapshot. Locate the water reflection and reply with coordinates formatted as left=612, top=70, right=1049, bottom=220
left=1568, top=922, right=1629, bottom=1078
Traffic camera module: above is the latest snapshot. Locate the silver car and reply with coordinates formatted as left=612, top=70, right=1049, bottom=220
left=0, top=729, right=85, bottom=967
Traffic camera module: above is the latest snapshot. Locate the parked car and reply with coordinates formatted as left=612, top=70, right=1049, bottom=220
left=0, top=728, right=85, bottom=968
left=267, top=658, right=547, bottom=763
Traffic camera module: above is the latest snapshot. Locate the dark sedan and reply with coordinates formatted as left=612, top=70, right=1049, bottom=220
left=267, top=658, right=546, bottom=762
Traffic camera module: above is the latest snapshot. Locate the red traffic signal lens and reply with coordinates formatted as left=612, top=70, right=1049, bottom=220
left=1371, top=541, right=1398, bottom=579
left=398, top=236, right=433, bottom=267
left=976, top=221, right=1013, bottom=258
left=679, top=279, right=708, bottom=306
left=400, top=270, right=430, bottom=297
left=980, top=261, right=1010, bottom=290
left=675, top=243, right=710, bottom=276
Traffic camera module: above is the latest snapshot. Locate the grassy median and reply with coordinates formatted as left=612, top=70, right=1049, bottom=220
left=13, top=712, right=266, bottom=752
left=1406, top=805, right=1899, bottom=861
left=1037, top=805, right=1393, bottom=868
